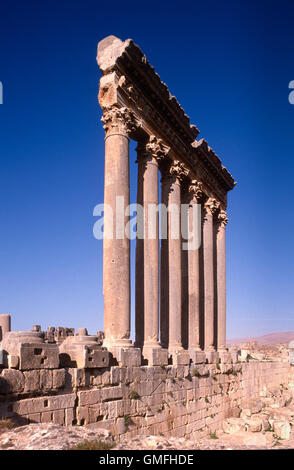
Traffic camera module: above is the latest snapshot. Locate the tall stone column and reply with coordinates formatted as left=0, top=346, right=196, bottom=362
left=203, top=197, right=220, bottom=352
left=217, top=209, right=228, bottom=351
left=160, top=173, right=170, bottom=350
left=141, top=145, right=161, bottom=357
left=101, top=106, right=134, bottom=349
left=134, top=142, right=145, bottom=349
left=186, top=181, right=203, bottom=354
left=164, top=160, right=189, bottom=358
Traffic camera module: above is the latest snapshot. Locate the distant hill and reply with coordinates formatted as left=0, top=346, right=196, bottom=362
left=227, top=331, right=294, bottom=346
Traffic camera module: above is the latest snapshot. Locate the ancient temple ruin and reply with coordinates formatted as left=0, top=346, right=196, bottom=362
left=97, top=36, right=235, bottom=365
left=0, top=37, right=292, bottom=442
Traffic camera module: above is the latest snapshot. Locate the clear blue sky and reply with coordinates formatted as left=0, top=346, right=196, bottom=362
left=0, top=0, right=293, bottom=339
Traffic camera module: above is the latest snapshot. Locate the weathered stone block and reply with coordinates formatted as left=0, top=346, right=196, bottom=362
left=110, top=347, right=141, bottom=367
left=53, top=369, right=66, bottom=389
left=190, top=350, right=206, bottom=364
left=59, top=334, right=110, bottom=369
left=78, top=389, right=102, bottom=406
left=53, top=409, right=65, bottom=425
left=0, top=369, right=25, bottom=394
left=41, top=411, right=53, bottom=423
left=40, top=370, right=53, bottom=390
left=172, top=351, right=190, bottom=366
left=65, top=407, right=75, bottom=426
left=7, top=355, right=19, bottom=369
left=143, top=348, right=168, bottom=366
left=205, top=351, right=219, bottom=364
left=19, top=343, right=59, bottom=370
left=218, top=351, right=232, bottom=364
left=24, top=370, right=40, bottom=393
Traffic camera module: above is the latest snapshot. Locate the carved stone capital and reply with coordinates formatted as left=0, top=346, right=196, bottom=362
left=146, top=135, right=170, bottom=161
left=204, top=197, right=220, bottom=217
left=188, top=179, right=204, bottom=203
left=217, top=209, right=229, bottom=229
left=169, top=160, right=189, bottom=181
left=101, top=106, right=137, bottom=137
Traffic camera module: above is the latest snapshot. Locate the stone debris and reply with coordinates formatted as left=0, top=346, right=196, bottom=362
left=0, top=423, right=113, bottom=450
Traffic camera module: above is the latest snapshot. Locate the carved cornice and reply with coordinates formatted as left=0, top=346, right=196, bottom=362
left=193, top=139, right=235, bottom=193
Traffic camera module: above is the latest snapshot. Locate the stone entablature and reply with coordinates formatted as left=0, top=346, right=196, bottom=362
left=97, top=36, right=235, bottom=207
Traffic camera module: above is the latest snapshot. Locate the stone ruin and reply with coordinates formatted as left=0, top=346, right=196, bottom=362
left=0, top=37, right=293, bottom=442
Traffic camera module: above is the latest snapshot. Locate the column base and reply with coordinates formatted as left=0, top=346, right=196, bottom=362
left=205, top=350, right=219, bottom=364
left=228, top=347, right=238, bottom=364
left=108, top=346, right=141, bottom=367
left=103, top=337, right=133, bottom=349
left=170, top=350, right=190, bottom=366
left=142, top=346, right=168, bottom=366
left=218, top=350, right=231, bottom=364
left=189, top=350, right=206, bottom=364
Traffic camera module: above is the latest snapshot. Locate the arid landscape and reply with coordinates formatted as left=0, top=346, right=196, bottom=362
left=228, top=332, right=294, bottom=346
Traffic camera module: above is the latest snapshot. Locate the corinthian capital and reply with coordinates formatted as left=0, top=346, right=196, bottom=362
left=204, top=197, right=220, bottom=216
left=218, top=209, right=229, bottom=228
left=101, top=106, right=137, bottom=137
left=146, top=135, right=170, bottom=161
left=188, top=179, right=204, bottom=203
left=169, top=160, right=189, bottom=181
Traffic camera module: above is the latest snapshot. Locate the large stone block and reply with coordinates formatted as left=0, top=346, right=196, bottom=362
left=53, top=369, right=66, bottom=389
left=59, top=334, right=110, bottom=369
left=172, top=351, right=190, bottom=366
left=40, top=370, right=53, bottom=390
left=190, top=350, right=206, bottom=364
left=143, top=348, right=168, bottom=366
left=0, top=369, right=25, bottom=394
left=24, top=370, right=40, bottom=393
left=19, top=343, right=59, bottom=370
left=205, top=351, right=219, bottom=364
left=109, top=347, right=141, bottom=367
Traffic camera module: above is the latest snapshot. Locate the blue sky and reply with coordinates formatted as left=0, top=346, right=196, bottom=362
left=0, top=0, right=293, bottom=339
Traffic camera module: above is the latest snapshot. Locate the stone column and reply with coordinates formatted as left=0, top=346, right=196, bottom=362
left=186, top=181, right=203, bottom=355
left=134, top=142, right=145, bottom=349
left=217, top=209, right=228, bottom=351
left=141, top=145, right=161, bottom=359
left=203, top=197, right=220, bottom=353
left=164, top=161, right=189, bottom=360
left=160, top=173, right=170, bottom=350
left=0, top=314, right=11, bottom=341
left=101, top=106, right=134, bottom=350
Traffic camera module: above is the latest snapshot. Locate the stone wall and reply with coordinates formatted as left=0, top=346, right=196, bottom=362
left=0, top=357, right=292, bottom=441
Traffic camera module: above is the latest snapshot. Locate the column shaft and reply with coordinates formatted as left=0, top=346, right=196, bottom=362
left=160, top=180, right=170, bottom=349
left=103, top=132, right=131, bottom=348
left=135, top=152, right=144, bottom=349
left=188, top=198, right=201, bottom=351
left=143, top=156, right=160, bottom=351
left=203, top=206, right=215, bottom=351
left=167, top=176, right=183, bottom=354
left=217, top=211, right=228, bottom=350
